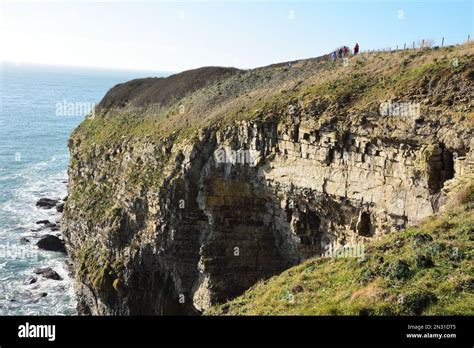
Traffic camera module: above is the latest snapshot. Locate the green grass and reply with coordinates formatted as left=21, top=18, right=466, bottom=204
left=206, top=183, right=474, bottom=315
left=69, top=44, right=473, bottom=157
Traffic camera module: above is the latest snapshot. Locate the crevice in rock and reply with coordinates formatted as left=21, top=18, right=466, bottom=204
left=356, top=211, right=372, bottom=237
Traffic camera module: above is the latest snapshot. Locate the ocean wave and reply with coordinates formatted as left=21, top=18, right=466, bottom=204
left=0, top=156, right=76, bottom=315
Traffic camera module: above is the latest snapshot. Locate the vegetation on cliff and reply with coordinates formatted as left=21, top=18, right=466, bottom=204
left=73, top=43, right=473, bottom=148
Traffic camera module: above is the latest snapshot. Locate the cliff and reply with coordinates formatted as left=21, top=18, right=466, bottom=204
left=207, top=180, right=474, bottom=315
left=62, top=44, right=474, bottom=315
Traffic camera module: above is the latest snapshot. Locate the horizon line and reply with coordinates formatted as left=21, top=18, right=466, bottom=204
left=0, top=60, right=176, bottom=75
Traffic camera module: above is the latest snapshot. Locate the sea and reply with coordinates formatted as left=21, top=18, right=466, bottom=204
left=0, top=62, right=165, bottom=315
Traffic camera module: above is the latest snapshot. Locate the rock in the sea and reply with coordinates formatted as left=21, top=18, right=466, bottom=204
left=34, top=267, right=62, bottom=281
left=64, top=260, right=74, bottom=277
left=49, top=224, right=60, bottom=231
left=35, top=220, right=60, bottom=231
left=37, top=235, right=66, bottom=253
left=56, top=202, right=65, bottom=213
left=19, top=237, right=30, bottom=244
left=28, top=277, right=37, bottom=284
left=36, top=198, right=59, bottom=209
left=36, top=220, right=51, bottom=225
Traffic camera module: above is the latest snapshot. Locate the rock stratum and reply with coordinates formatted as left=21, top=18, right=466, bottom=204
left=62, top=44, right=473, bottom=315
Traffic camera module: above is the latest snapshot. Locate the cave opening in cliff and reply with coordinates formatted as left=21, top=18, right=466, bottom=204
left=326, top=149, right=335, bottom=165
left=443, top=150, right=455, bottom=184
left=296, top=210, right=321, bottom=246
left=357, top=212, right=372, bottom=237
left=429, top=149, right=457, bottom=191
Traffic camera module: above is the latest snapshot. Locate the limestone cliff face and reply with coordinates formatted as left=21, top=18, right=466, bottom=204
left=62, top=47, right=474, bottom=315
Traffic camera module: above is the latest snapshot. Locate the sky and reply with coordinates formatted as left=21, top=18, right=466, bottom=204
left=0, top=0, right=472, bottom=72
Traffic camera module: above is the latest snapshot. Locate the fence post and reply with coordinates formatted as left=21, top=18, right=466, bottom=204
left=422, top=39, right=424, bottom=48
left=404, top=43, right=406, bottom=50
left=412, top=41, right=415, bottom=49
left=441, top=37, right=444, bottom=47
left=396, top=45, right=398, bottom=50
left=468, top=34, right=471, bottom=43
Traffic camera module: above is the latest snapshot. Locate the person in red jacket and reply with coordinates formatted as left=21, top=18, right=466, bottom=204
left=354, top=43, right=360, bottom=55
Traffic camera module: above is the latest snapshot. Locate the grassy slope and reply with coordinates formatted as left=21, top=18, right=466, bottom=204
left=207, top=182, right=474, bottom=315
left=74, top=44, right=474, bottom=149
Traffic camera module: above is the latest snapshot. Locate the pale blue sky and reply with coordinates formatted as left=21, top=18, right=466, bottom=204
left=1, top=0, right=472, bottom=72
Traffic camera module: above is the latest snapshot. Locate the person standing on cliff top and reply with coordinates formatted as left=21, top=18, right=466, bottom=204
left=354, top=43, right=360, bottom=55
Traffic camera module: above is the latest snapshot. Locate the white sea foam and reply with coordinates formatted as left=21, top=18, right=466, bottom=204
left=0, top=159, right=76, bottom=315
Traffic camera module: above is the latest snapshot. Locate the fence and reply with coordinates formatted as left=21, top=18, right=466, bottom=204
left=362, top=34, right=472, bottom=54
